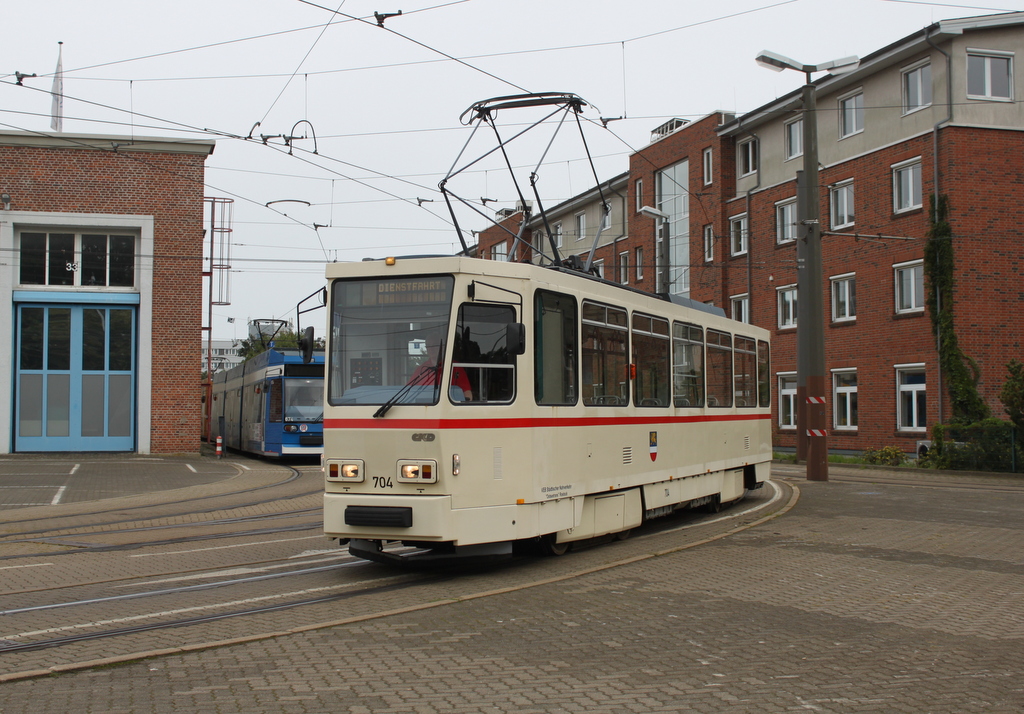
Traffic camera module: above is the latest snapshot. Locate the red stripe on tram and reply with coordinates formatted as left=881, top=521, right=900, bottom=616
left=323, top=413, right=771, bottom=430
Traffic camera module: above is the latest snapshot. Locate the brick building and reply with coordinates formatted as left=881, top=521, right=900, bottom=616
left=1, top=131, right=215, bottom=453
left=477, top=11, right=1024, bottom=455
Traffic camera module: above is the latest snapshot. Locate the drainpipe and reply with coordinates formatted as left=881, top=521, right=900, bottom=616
left=926, top=27, right=953, bottom=426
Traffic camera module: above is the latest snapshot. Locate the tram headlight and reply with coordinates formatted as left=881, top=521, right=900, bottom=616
left=326, top=460, right=364, bottom=482
left=398, top=460, right=437, bottom=483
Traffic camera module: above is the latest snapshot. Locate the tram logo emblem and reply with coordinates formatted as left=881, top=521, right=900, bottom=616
left=649, top=431, right=658, bottom=462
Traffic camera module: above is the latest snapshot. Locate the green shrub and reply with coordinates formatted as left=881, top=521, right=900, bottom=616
left=862, top=446, right=908, bottom=467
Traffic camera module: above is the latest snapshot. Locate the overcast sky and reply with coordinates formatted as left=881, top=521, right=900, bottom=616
left=4, top=0, right=1023, bottom=341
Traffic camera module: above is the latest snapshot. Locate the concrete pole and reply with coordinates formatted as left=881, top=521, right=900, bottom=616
left=798, top=80, right=829, bottom=481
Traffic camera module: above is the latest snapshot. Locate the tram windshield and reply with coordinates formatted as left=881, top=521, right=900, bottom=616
left=328, top=275, right=455, bottom=406
left=284, top=379, right=323, bottom=421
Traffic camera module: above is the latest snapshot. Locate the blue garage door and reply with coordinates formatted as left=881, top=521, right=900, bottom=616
left=15, top=304, right=136, bottom=452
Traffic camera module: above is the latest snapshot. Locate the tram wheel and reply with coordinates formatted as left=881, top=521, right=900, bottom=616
left=542, top=536, right=570, bottom=556
left=704, top=495, right=722, bottom=513
left=614, top=529, right=632, bottom=541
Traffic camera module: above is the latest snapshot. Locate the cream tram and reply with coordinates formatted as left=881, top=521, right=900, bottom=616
left=320, top=255, right=771, bottom=564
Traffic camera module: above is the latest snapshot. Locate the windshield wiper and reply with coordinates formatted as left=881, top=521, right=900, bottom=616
left=372, top=339, right=444, bottom=419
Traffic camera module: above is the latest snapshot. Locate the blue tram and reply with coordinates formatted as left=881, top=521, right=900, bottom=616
left=210, top=348, right=325, bottom=457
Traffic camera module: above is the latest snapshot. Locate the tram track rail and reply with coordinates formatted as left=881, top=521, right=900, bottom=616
left=771, top=465, right=1024, bottom=493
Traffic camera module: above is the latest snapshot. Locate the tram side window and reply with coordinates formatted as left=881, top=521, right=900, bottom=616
left=706, top=330, right=733, bottom=407
left=673, top=322, right=704, bottom=407
left=582, top=301, right=629, bottom=406
left=452, top=303, right=516, bottom=403
left=758, top=340, right=771, bottom=407
left=632, top=313, right=670, bottom=407
left=535, top=290, right=578, bottom=405
left=734, top=337, right=757, bottom=407
left=268, top=380, right=282, bottom=423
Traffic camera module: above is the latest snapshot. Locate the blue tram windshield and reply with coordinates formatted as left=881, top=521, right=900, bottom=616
left=328, top=275, right=455, bottom=406
left=284, top=378, right=323, bottom=421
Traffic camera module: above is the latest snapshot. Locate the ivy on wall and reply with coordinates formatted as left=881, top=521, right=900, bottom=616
left=924, top=195, right=990, bottom=424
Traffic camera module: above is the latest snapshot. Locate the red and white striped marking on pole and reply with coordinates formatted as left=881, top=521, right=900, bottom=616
left=216, top=435, right=223, bottom=458
left=806, top=396, right=826, bottom=404
left=806, top=429, right=827, bottom=437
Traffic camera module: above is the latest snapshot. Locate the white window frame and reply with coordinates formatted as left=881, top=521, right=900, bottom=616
left=635, top=179, right=643, bottom=213
left=601, top=208, right=612, bottom=231
left=902, top=60, right=932, bottom=114
left=777, top=284, right=798, bottom=330
left=778, top=372, right=797, bottom=429
left=635, top=247, right=644, bottom=281
left=552, top=222, right=563, bottom=249
left=490, top=241, right=507, bottom=261
left=619, top=251, right=629, bottom=285
left=784, top=117, right=803, bottom=160
left=831, top=272, right=856, bottom=322
left=575, top=213, right=586, bottom=242
left=730, top=293, right=749, bottom=324
left=967, top=49, right=1013, bottom=101
left=896, top=363, right=927, bottom=432
left=893, top=158, right=923, bottom=213
left=738, top=139, right=757, bottom=177
left=838, top=90, right=864, bottom=138
left=592, top=259, right=604, bottom=279
left=776, top=198, right=797, bottom=244
left=833, top=369, right=858, bottom=430
left=830, top=180, right=855, bottom=230
left=702, top=147, right=713, bottom=185
left=703, top=224, right=714, bottom=262
left=894, top=260, right=925, bottom=314
left=729, top=214, right=748, bottom=257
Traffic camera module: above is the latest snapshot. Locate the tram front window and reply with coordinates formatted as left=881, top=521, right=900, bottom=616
left=284, top=379, right=323, bottom=421
left=328, top=275, right=455, bottom=405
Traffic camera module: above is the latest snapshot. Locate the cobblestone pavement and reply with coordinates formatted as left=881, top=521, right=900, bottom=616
left=1, top=468, right=1022, bottom=712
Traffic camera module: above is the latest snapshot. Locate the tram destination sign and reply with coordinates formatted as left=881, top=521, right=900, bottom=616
left=364, top=278, right=451, bottom=306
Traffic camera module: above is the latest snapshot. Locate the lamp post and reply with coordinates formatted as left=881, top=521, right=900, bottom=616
left=755, top=50, right=858, bottom=482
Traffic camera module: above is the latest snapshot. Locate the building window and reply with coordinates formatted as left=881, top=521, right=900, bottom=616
left=619, top=251, right=629, bottom=285
left=830, top=181, right=855, bottom=229
left=601, top=208, right=612, bottom=231
left=831, top=273, right=856, bottom=321
left=895, top=260, right=925, bottom=313
left=635, top=247, right=644, bottom=281
left=738, top=138, right=758, bottom=176
left=784, top=117, right=803, bottom=160
left=897, top=365, right=927, bottom=431
left=656, top=159, right=691, bottom=296
left=779, top=373, right=797, bottom=429
left=19, top=231, right=137, bottom=288
left=967, top=50, right=1012, bottom=100
left=703, top=224, right=714, bottom=262
left=893, top=159, right=923, bottom=213
left=575, top=213, right=586, bottom=242
left=490, top=241, right=507, bottom=261
left=839, top=91, right=864, bottom=138
left=776, top=199, right=797, bottom=244
left=553, top=222, right=563, bottom=249
left=730, top=294, right=749, bottom=324
left=729, top=214, right=748, bottom=256
left=778, top=285, right=798, bottom=329
left=833, top=370, right=858, bottom=430
left=635, top=178, right=643, bottom=213
left=903, top=61, right=932, bottom=113
left=593, top=260, right=604, bottom=279
left=703, top=147, right=713, bottom=185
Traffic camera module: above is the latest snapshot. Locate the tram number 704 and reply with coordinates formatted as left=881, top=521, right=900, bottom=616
left=373, top=476, right=394, bottom=489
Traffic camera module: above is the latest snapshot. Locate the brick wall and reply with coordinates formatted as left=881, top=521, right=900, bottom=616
left=1, top=141, right=210, bottom=453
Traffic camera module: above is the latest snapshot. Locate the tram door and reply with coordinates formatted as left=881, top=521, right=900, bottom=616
left=14, top=304, right=136, bottom=452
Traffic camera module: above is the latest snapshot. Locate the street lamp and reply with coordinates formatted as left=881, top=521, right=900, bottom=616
left=755, top=50, right=858, bottom=482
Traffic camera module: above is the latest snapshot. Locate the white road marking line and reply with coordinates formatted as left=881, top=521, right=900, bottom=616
left=50, top=486, right=67, bottom=506
left=185, top=464, right=198, bottom=473
left=69, top=463, right=80, bottom=475
left=238, top=464, right=251, bottom=471
left=129, top=534, right=327, bottom=558
left=0, top=563, right=53, bottom=571
left=0, top=486, right=61, bottom=489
